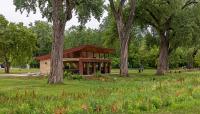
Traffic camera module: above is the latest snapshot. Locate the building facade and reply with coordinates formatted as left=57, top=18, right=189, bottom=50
left=36, top=45, right=114, bottom=75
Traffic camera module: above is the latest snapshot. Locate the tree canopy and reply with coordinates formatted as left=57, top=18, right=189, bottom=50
left=30, top=21, right=52, bottom=56
left=136, top=0, right=200, bottom=74
left=14, top=0, right=104, bottom=24
left=0, top=15, right=36, bottom=73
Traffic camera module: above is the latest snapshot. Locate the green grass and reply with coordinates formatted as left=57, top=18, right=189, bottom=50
left=0, top=68, right=39, bottom=74
left=0, top=69, right=200, bottom=114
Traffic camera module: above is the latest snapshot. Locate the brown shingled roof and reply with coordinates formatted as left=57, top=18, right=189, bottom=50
left=36, top=45, right=114, bottom=61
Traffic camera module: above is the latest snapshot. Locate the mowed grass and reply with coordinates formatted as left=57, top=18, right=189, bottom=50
left=0, top=69, right=200, bottom=114
left=0, top=68, right=39, bottom=74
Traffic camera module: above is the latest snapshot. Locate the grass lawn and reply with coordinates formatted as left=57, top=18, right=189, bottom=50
left=0, top=69, right=200, bottom=114
left=0, top=68, right=39, bottom=74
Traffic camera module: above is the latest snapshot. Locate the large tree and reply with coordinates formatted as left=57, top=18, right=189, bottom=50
left=14, top=0, right=104, bottom=84
left=108, top=0, right=136, bottom=76
left=137, top=0, right=199, bottom=75
left=0, top=15, right=36, bottom=73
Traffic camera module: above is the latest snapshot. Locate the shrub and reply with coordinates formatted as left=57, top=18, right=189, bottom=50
left=70, top=74, right=83, bottom=80
left=64, top=71, right=83, bottom=80
left=63, top=71, right=72, bottom=79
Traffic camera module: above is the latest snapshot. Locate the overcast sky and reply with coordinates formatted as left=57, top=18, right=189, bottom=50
left=0, top=1, right=108, bottom=29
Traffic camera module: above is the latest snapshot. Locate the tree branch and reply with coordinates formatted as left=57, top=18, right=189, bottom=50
left=64, top=0, right=74, bottom=22
left=182, top=0, right=198, bottom=9
left=145, top=8, right=160, bottom=26
left=109, top=0, right=118, bottom=20
left=124, top=0, right=136, bottom=35
left=117, top=0, right=125, bottom=21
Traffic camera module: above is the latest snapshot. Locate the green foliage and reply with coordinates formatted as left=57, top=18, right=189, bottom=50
left=145, top=31, right=159, bottom=49
left=64, top=26, right=103, bottom=48
left=100, top=11, right=119, bottom=48
left=111, top=57, right=120, bottom=68
left=137, top=0, right=200, bottom=49
left=14, top=0, right=104, bottom=25
left=63, top=71, right=72, bottom=79
left=30, top=21, right=52, bottom=56
left=0, top=15, right=36, bottom=66
left=64, top=71, right=83, bottom=80
left=169, top=48, right=188, bottom=68
left=70, top=74, right=83, bottom=80
left=194, top=50, right=200, bottom=67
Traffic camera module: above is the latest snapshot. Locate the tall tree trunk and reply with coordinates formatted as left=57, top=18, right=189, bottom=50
left=109, top=0, right=136, bottom=76
left=48, top=0, right=66, bottom=84
left=156, top=33, right=169, bottom=75
left=117, top=21, right=130, bottom=76
left=120, top=37, right=129, bottom=76
left=4, top=61, right=10, bottom=74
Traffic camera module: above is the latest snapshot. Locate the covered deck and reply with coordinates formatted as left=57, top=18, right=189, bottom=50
left=63, top=58, right=111, bottom=75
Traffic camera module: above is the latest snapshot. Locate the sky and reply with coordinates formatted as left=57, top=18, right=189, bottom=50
left=0, top=1, right=108, bottom=29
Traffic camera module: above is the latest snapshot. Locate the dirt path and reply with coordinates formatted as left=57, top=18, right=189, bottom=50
left=0, top=72, right=40, bottom=77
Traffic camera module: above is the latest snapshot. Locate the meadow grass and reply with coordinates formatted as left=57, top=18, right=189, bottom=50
left=0, top=69, right=200, bottom=114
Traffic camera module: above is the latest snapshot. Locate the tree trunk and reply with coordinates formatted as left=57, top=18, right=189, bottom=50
left=119, top=36, right=129, bottom=76
left=156, top=33, right=169, bottom=75
left=48, top=0, right=66, bottom=84
left=109, top=0, right=136, bottom=76
left=116, top=19, right=130, bottom=76
left=4, top=61, right=10, bottom=74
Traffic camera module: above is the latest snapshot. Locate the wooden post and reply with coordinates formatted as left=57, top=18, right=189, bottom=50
left=103, top=62, right=107, bottom=74
left=86, top=62, right=90, bottom=75
left=97, top=62, right=100, bottom=73
left=93, top=62, right=96, bottom=74
left=97, top=63, right=101, bottom=72
left=86, top=51, right=88, bottom=58
left=106, top=62, right=108, bottom=73
left=108, top=62, right=111, bottom=73
left=79, top=61, right=83, bottom=75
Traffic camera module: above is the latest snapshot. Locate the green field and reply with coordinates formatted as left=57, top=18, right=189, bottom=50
left=0, top=69, right=200, bottom=114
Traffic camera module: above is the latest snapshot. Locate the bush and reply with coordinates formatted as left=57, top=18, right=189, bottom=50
left=64, top=71, right=83, bottom=80
left=63, top=71, right=72, bottom=79
left=70, top=74, right=83, bottom=80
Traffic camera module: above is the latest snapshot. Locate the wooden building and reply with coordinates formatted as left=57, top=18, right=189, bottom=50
left=36, top=45, right=114, bottom=75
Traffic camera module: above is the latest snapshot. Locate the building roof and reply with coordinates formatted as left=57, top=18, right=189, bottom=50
left=36, top=45, right=115, bottom=61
